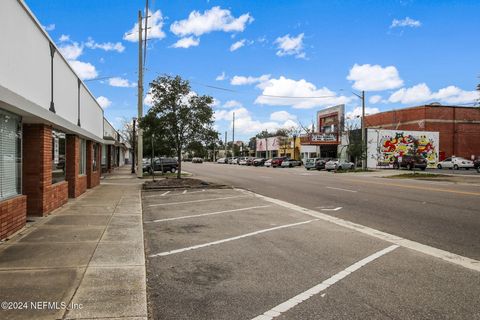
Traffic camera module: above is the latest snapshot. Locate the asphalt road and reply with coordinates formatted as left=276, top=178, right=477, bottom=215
left=142, top=187, right=480, bottom=320
left=182, top=162, right=480, bottom=260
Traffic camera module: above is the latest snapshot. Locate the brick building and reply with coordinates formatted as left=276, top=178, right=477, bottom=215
left=0, top=1, right=129, bottom=240
left=365, top=105, right=480, bottom=160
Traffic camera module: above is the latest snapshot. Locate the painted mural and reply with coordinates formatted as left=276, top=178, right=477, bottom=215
left=366, top=129, right=439, bottom=168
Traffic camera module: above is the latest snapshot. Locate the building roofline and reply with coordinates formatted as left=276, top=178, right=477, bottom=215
left=366, top=104, right=479, bottom=117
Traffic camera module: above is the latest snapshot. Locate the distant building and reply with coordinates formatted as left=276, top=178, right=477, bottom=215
left=365, top=105, right=480, bottom=160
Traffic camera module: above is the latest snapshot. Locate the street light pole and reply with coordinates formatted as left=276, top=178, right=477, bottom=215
left=151, top=133, right=155, bottom=181
left=352, top=90, right=366, bottom=170
left=232, top=112, right=235, bottom=158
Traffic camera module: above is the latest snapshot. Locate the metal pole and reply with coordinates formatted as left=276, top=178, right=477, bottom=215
left=224, top=131, right=227, bottom=158
left=151, top=133, right=155, bottom=181
left=136, top=10, right=144, bottom=178
left=232, top=112, right=235, bottom=158
left=361, top=90, right=366, bottom=170
left=131, top=118, right=136, bottom=173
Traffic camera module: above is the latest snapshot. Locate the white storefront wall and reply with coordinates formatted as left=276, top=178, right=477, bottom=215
left=300, top=145, right=319, bottom=159
left=0, top=0, right=104, bottom=141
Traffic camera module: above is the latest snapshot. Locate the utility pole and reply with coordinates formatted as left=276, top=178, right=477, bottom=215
left=136, top=10, right=143, bottom=178
left=232, top=112, right=235, bottom=158
left=131, top=118, right=136, bottom=174
left=151, top=133, right=155, bottom=181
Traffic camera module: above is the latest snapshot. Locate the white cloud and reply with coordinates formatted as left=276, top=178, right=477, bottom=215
left=270, top=111, right=297, bottom=122
left=215, top=107, right=295, bottom=134
left=171, top=36, right=200, bottom=48
left=221, top=100, right=243, bottom=109
left=230, top=39, right=246, bottom=51
left=170, top=6, right=254, bottom=37
left=274, top=33, right=305, bottom=58
left=123, top=10, right=166, bottom=42
left=96, top=96, right=112, bottom=109
left=369, top=95, right=383, bottom=104
left=69, top=60, right=98, bottom=80
left=107, top=77, right=136, bottom=88
left=215, top=71, right=226, bottom=81
left=347, top=64, right=404, bottom=91
left=144, top=90, right=154, bottom=107
left=59, top=34, right=70, bottom=42
left=58, top=42, right=83, bottom=60
left=42, top=24, right=55, bottom=31
left=255, top=76, right=351, bottom=109
left=389, top=83, right=478, bottom=105
left=230, top=74, right=270, bottom=86
left=85, top=38, right=125, bottom=53
left=346, top=107, right=380, bottom=119
left=391, top=17, right=421, bottom=28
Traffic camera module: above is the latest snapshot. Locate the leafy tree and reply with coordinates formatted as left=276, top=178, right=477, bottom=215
left=140, top=75, right=215, bottom=178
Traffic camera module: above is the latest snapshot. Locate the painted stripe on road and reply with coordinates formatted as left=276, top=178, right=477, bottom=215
left=243, top=189, right=480, bottom=272
left=149, top=219, right=319, bottom=257
left=161, top=191, right=170, bottom=196
left=251, top=245, right=399, bottom=320
left=325, top=186, right=357, bottom=193
left=145, top=205, right=271, bottom=223
left=147, top=195, right=248, bottom=207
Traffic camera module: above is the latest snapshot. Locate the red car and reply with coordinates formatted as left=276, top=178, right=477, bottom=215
left=271, top=157, right=288, bottom=168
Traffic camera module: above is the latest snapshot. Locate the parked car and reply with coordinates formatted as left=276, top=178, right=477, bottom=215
left=325, top=159, right=354, bottom=171
left=437, top=156, right=474, bottom=170
left=271, top=157, right=287, bottom=168
left=315, top=158, right=330, bottom=170
left=281, top=158, right=302, bottom=168
left=253, top=158, right=267, bottom=166
left=264, top=159, right=273, bottom=167
left=474, top=158, right=480, bottom=173
left=228, top=157, right=238, bottom=164
left=216, top=157, right=227, bottom=164
left=246, top=157, right=254, bottom=166
left=144, top=157, right=178, bottom=173
left=192, top=157, right=203, bottom=163
left=304, top=158, right=320, bottom=170
left=238, top=157, right=249, bottom=165
left=393, top=154, right=427, bottom=170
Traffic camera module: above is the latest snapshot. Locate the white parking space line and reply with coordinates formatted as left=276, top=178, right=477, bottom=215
left=182, top=190, right=187, bottom=194
left=245, top=189, right=480, bottom=272
left=317, top=207, right=343, bottom=211
left=251, top=245, right=399, bottom=320
left=149, top=219, right=319, bottom=257
left=144, top=205, right=271, bottom=223
left=325, top=186, right=358, bottom=193
left=147, top=195, right=248, bottom=207
left=144, top=189, right=206, bottom=198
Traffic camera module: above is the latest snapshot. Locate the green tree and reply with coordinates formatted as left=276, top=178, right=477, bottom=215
left=140, top=75, right=215, bottom=178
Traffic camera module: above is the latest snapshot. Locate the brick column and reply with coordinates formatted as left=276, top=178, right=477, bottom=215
left=22, top=124, right=68, bottom=216
left=86, top=141, right=101, bottom=188
left=66, top=134, right=87, bottom=198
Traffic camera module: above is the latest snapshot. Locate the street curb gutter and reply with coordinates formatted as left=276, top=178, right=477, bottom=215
left=236, top=189, right=480, bottom=273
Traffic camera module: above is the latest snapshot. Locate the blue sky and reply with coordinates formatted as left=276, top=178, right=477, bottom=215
left=28, top=0, right=480, bottom=141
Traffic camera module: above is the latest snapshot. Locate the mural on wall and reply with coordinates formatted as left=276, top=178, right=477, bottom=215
left=367, top=129, right=439, bottom=168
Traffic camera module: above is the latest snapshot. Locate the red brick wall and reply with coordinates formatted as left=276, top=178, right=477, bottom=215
left=86, top=141, right=101, bottom=188
left=66, top=135, right=87, bottom=198
left=22, top=124, right=69, bottom=216
left=0, top=195, right=27, bottom=240
left=365, top=106, right=480, bottom=159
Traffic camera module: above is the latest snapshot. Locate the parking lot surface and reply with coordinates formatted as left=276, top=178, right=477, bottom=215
left=142, top=187, right=480, bottom=320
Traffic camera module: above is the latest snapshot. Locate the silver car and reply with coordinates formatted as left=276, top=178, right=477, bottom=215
left=437, top=156, right=474, bottom=170
left=325, top=159, right=354, bottom=171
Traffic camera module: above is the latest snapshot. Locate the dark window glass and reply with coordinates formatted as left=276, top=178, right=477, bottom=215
left=52, top=130, right=66, bottom=184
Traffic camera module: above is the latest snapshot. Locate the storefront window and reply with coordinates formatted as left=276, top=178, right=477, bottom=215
left=79, top=139, right=86, bottom=175
left=52, top=130, right=66, bottom=184
left=101, top=144, right=106, bottom=166
left=0, top=109, right=21, bottom=200
left=93, top=143, right=98, bottom=171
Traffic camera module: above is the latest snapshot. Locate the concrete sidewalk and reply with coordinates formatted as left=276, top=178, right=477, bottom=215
left=0, top=166, right=147, bottom=320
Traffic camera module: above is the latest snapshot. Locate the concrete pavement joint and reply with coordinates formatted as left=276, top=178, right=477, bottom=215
left=144, top=205, right=271, bottom=223
left=149, top=219, right=319, bottom=257
left=251, top=245, right=400, bottom=320
left=241, top=189, right=480, bottom=272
